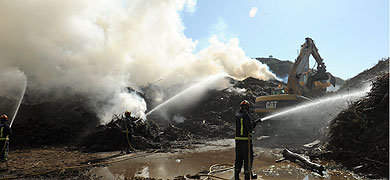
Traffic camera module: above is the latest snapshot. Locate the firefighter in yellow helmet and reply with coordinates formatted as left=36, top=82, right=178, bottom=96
left=0, top=114, right=12, bottom=161
left=234, top=100, right=256, bottom=180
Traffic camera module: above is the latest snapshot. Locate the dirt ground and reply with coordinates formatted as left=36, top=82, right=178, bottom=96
left=0, top=140, right=362, bottom=180
left=0, top=146, right=103, bottom=180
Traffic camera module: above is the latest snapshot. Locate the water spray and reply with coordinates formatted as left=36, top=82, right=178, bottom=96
left=261, top=88, right=370, bottom=122
left=142, top=73, right=229, bottom=119
left=10, top=80, right=27, bottom=127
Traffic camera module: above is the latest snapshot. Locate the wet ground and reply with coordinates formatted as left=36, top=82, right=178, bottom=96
left=89, top=139, right=361, bottom=180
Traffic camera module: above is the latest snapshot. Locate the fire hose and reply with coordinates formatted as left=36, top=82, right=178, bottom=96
left=125, top=127, right=135, bottom=151
left=186, top=135, right=256, bottom=180
left=116, top=113, right=136, bottom=152
left=184, top=163, right=233, bottom=180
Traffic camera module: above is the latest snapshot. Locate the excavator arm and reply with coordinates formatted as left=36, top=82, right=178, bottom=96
left=286, top=38, right=313, bottom=94
left=286, top=37, right=335, bottom=95
left=306, top=39, right=336, bottom=89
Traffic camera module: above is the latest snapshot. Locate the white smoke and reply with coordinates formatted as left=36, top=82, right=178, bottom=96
left=0, top=67, right=27, bottom=100
left=0, top=0, right=276, bottom=122
left=172, top=115, right=186, bottom=123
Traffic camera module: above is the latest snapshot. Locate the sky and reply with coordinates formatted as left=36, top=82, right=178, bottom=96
left=181, top=0, right=389, bottom=80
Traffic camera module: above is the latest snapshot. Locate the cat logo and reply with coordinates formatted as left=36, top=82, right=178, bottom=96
left=265, top=101, right=278, bottom=109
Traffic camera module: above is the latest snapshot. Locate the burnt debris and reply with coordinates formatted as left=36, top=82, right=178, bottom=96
left=326, top=72, right=389, bottom=178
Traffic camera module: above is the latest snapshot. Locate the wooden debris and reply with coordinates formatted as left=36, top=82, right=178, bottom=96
left=277, top=149, right=325, bottom=175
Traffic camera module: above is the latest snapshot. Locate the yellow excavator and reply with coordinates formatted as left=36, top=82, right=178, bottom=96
left=255, top=37, right=336, bottom=116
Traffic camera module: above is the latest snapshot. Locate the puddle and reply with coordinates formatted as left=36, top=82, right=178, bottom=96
left=89, top=140, right=360, bottom=179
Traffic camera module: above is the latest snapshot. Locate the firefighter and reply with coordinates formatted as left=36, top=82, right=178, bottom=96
left=234, top=100, right=255, bottom=180
left=0, top=114, right=12, bottom=162
left=120, top=111, right=135, bottom=154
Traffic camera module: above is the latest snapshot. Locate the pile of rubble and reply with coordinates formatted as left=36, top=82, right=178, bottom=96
left=78, top=77, right=282, bottom=151
left=78, top=114, right=194, bottom=152
left=326, top=72, right=389, bottom=178
left=146, top=77, right=281, bottom=139
left=7, top=94, right=100, bottom=147
left=1, top=74, right=283, bottom=151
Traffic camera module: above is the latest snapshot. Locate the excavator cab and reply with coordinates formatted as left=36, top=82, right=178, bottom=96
left=271, top=85, right=286, bottom=95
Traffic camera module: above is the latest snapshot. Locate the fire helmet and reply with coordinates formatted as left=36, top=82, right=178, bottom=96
left=0, top=114, right=8, bottom=122
left=125, top=111, right=131, bottom=117
left=240, top=100, right=250, bottom=109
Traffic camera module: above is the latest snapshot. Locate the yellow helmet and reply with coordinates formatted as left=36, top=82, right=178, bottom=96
left=240, top=100, right=250, bottom=108
left=0, top=114, right=8, bottom=122
left=125, top=111, right=131, bottom=117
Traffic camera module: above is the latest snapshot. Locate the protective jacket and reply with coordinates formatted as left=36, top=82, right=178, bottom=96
left=122, top=116, right=136, bottom=134
left=234, top=110, right=254, bottom=180
left=235, top=110, right=253, bottom=140
left=0, top=123, right=11, bottom=141
left=120, top=116, right=136, bottom=154
left=0, top=122, right=11, bottom=161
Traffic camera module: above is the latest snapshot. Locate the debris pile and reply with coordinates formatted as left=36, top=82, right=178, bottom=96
left=8, top=94, right=100, bottom=147
left=78, top=77, right=282, bottom=152
left=78, top=115, right=193, bottom=152
left=326, top=72, right=389, bottom=178
left=2, top=75, right=283, bottom=151
left=152, top=77, right=281, bottom=139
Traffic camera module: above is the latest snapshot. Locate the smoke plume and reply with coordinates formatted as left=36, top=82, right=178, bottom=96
left=0, top=0, right=276, bottom=122
left=0, top=68, right=27, bottom=100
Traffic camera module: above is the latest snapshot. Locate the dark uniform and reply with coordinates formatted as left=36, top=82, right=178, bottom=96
left=234, top=109, right=254, bottom=180
left=0, top=121, right=12, bottom=161
left=120, top=114, right=135, bottom=154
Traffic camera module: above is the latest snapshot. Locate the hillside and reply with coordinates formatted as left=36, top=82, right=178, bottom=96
left=256, top=57, right=293, bottom=80
left=256, top=57, right=345, bottom=87
left=339, top=58, right=389, bottom=91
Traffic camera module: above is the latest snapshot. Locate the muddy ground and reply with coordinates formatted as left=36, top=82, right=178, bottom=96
left=88, top=139, right=363, bottom=180
left=0, top=146, right=100, bottom=179
left=0, top=140, right=363, bottom=180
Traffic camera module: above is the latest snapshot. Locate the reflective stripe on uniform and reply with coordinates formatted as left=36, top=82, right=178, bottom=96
left=122, top=128, right=129, bottom=133
left=0, top=127, right=8, bottom=140
left=240, top=118, right=243, bottom=135
left=235, top=137, right=248, bottom=140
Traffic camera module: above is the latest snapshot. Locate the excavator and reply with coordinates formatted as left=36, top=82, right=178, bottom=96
left=255, top=37, right=336, bottom=116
